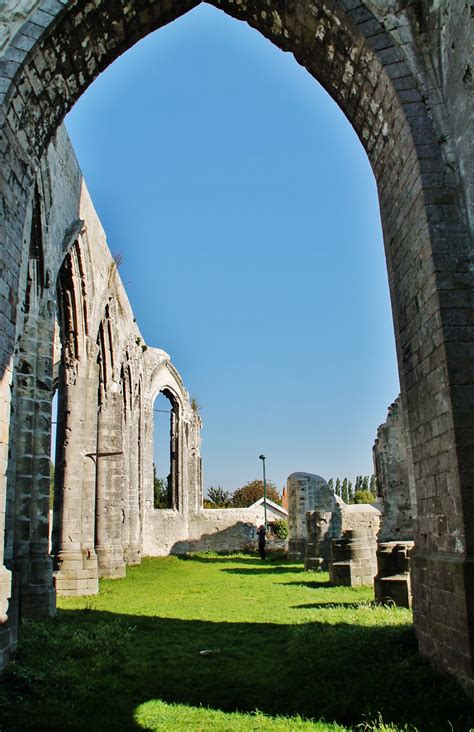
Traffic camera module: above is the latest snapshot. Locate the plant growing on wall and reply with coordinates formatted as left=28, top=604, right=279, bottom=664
left=190, top=396, right=201, bottom=414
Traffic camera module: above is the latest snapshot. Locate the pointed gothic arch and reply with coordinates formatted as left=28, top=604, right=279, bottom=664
left=0, top=0, right=472, bottom=686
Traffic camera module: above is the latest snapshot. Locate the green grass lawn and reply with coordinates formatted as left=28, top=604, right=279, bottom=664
left=0, top=554, right=473, bottom=731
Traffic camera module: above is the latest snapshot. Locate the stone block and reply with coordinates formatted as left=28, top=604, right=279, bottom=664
left=329, top=529, right=378, bottom=587
left=287, top=473, right=341, bottom=560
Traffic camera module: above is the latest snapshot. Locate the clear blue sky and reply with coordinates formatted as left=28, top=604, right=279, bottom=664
left=65, top=3, right=400, bottom=495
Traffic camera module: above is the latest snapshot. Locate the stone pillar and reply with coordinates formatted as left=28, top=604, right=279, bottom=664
left=373, top=396, right=415, bottom=606
left=95, top=391, right=126, bottom=578
left=287, top=472, right=335, bottom=560
left=0, top=365, right=13, bottom=669
left=13, top=305, right=56, bottom=619
left=329, top=528, right=378, bottom=587
left=374, top=541, right=414, bottom=609
left=304, top=508, right=342, bottom=571
left=53, top=364, right=98, bottom=595
left=121, top=402, right=131, bottom=562
left=328, top=504, right=381, bottom=587
left=81, top=369, right=101, bottom=582
left=373, top=396, right=415, bottom=543
left=125, top=410, right=141, bottom=564
left=188, top=412, right=203, bottom=513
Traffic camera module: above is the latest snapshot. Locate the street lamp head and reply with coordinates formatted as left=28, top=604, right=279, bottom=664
left=259, top=454, right=266, bottom=461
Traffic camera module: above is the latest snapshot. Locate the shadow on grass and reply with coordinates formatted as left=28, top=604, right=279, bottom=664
left=175, top=555, right=263, bottom=564
left=283, top=580, right=332, bottom=589
left=292, top=602, right=377, bottom=610
left=1, top=609, right=473, bottom=732
left=176, top=555, right=303, bottom=570
left=222, top=566, right=304, bottom=575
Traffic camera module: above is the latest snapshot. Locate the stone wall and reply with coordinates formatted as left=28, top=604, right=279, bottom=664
left=0, top=126, right=207, bottom=659
left=145, top=506, right=287, bottom=555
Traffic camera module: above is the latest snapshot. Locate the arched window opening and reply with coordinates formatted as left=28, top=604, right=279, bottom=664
left=24, top=183, right=45, bottom=315
left=96, top=322, right=108, bottom=407
left=153, top=390, right=179, bottom=510
left=137, top=380, right=143, bottom=547
left=49, top=387, right=58, bottom=556
left=121, top=364, right=128, bottom=423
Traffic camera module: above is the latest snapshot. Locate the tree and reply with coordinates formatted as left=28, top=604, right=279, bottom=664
left=153, top=464, right=169, bottom=509
left=335, top=478, right=341, bottom=497
left=207, top=486, right=232, bottom=508
left=231, top=479, right=281, bottom=507
left=353, top=489, right=376, bottom=504
left=341, top=478, right=349, bottom=503
left=328, top=478, right=334, bottom=494
left=370, top=474, right=377, bottom=495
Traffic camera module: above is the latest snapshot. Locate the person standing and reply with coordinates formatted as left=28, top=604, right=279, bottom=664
left=257, top=524, right=266, bottom=560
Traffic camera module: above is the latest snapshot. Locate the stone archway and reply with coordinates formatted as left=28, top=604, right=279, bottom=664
left=0, top=0, right=472, bottom=687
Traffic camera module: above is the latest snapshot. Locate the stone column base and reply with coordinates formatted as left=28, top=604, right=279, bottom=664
left=329, top=530, right=377, bottom=586
left=304, top=556, right=324, bottom=571
left=55, top=550, right=99, bottom=596
left=20, top=554, right=56, bottom=619
left=123, top=545, right=141, bottom=565
left=288, top=539, right=306, bottom=561
left=96, top=545, right=126, bottom=579
left=374, top=541, right=413, bottom=608
left=21, top=583, right=56, bottom=619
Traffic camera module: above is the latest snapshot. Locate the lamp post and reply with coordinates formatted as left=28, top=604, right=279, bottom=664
left=259, top=454, right=267, bottom=530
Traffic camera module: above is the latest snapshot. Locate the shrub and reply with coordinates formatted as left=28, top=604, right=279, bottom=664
left=271, top=519, right=288, bottom=540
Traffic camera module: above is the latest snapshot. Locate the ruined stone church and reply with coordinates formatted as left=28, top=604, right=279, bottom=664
left=0, top=0, right=473, bottom=695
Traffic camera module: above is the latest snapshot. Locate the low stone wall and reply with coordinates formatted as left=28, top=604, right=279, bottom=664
left=144, top=508, right=287, bottom=555
left=143, top=509, right=190, bottom=556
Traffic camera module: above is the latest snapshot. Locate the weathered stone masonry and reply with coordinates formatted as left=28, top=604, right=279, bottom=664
left=1, top=126, right=207, bottom=657
left=0, top=124, right=280, bottom=663
left=0, top=0, right=472, bottom=691
left=373, top=396, right=416, bottom=607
